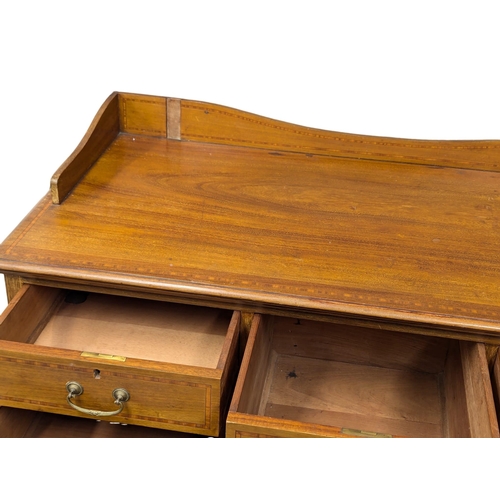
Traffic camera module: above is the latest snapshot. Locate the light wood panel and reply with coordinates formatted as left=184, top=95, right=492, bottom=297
left=35, top=292, right=231, bottom=368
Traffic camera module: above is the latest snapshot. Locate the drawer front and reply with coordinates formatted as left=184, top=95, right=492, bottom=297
left=226, top=412, right=350, bottom=438
left=0, top=346, right=221, bottom=435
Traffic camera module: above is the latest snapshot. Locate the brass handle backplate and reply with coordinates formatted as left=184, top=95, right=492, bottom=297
left=65, top=381, right=130, bottom=417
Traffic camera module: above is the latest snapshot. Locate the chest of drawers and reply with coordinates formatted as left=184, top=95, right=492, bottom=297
left=0, top=92, right=499, bottom=437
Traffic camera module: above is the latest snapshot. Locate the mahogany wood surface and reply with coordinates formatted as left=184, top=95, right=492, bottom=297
left=0, top=92, right=499, bottom=341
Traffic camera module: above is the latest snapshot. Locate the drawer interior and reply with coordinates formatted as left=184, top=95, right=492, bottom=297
left=235, top=315, right=499, bottom=438
left=1, top=285, right=233, bottom=369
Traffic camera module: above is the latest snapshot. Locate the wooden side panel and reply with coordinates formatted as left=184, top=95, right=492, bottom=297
left=217, top=311, right=241, bottom=436
left=443, top=341, right=471, bottom=437
left=229, top=314, right=273, bottom=416
left=50, top=92, right=120, bottom=204
left=119, top=93, right=167, bottom=137
left=239, top=311, right=254, bottom=358
left=181, top=99, right=500, bottom=172
left=4, top=274, right=23, bottom=303
left=460, top=341, right=499, bottom=437
left=0, top=285, right=62, bottom=343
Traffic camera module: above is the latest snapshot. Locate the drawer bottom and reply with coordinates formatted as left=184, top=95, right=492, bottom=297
left=260, top=352, right=444, bottom=437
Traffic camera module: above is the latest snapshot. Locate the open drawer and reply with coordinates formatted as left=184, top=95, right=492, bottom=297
left=0, top=285, right=240, bottom=436
left=226, top=314, right=500, bottom=438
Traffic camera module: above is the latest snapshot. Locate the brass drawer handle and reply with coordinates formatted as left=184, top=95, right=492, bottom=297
left=66, top=381, right=130, bottom=417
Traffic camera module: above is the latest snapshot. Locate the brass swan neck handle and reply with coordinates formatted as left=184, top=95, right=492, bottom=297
left=66, top=381, right=130, bottom=417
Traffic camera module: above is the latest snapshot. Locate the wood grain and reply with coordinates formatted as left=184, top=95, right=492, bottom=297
left=4, top=274, right=23, bottom=302
left=167, top=98, right=181, bottom=140
left=460, top=341, right=500, bottom=437
left=217, top=310, right=241, bottom=436
left=229, top=314, right=273, bottom=416
left=51, top=92, right=120, bottom=204
left=1, top=132, right=499, bottom=339
left=2, top=92, right=500, bottom=438
left=264, top=354, right=443, bottom=438
left=119, top=93, right=167, bottom=137
left=228, top=313, right=498, bottom=437
left=0, top=340, right=222, bottom=435
left=226, top=412, right=347, bottom=438
left=35, top=292, right=232, bottom=368
left=271, top=316, right=450, bottom=373
left=442, top=341, right=471, bottom=437
left=180, top=99, right=500, bottom=172
left=0, top=285, right=62, bottom=343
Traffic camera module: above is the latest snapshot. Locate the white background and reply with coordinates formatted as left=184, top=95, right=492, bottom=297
left=1, top=1, right=499, bottom=495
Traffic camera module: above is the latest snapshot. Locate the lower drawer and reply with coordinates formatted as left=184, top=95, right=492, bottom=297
left=226, top=314, right=500, bottom=438
left=0, top=407, right=202, bottom=438
left=0, top=285, right=240, bottom=436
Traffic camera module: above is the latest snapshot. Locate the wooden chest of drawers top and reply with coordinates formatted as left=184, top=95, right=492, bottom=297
left=0, top=92, right=499, bottom=343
